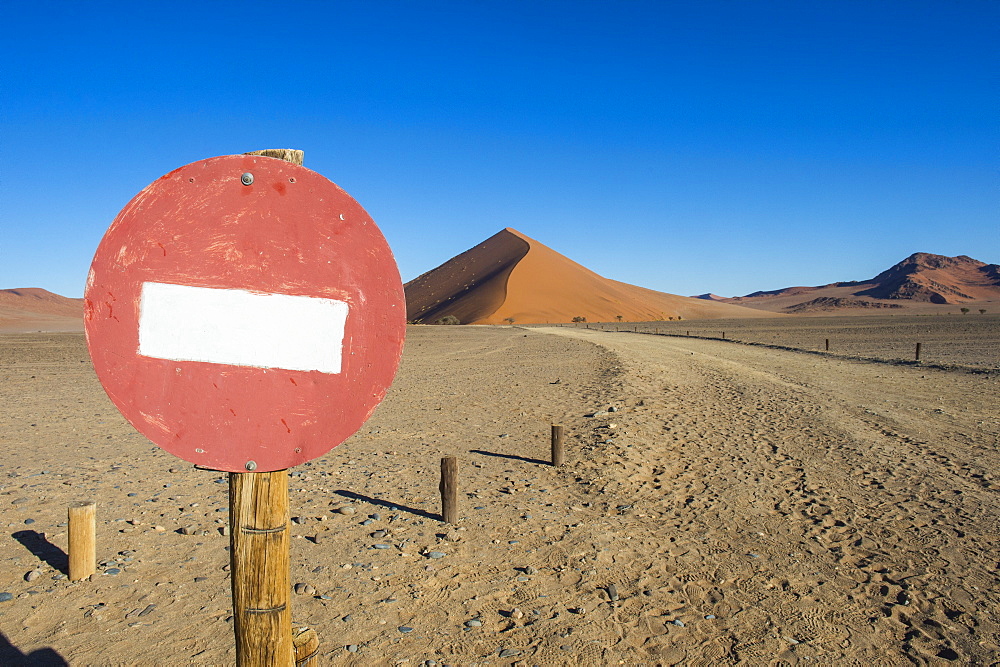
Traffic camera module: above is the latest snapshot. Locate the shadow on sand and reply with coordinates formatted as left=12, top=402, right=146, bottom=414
left=333, top=490, right=441, bottom=522
left=469, top=449, right=552, bottom=466
left=0, top=631, right=68, bottom=666
left=12, top=531, right=68, bottom=575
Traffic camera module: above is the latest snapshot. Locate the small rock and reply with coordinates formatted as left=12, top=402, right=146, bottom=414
left=153, top=525, right=166, bottom=532
left=24, top=570, right=41, bottom=582
left=294, top=583, right=316, bottom=595
left=104, top=568, right=121, bottom=576
left=0, top=592, right=13, bottom=602
left=705, top=614, right=716, bottom=620
left=606, top=583, right=619, bottom=601
left=24, top=518, right=35, bottom=525
left=444, top=531, right=462, bottom=542
left=371, top=530, right=388, bottom=538
left=426, top=552, right=446, bottom=559
left=524, top=566, right=537, bottom=575
left=464, top=619, right=482, bottom=627
left=335, top=506, right=356, bottom=515
left=346, top=644, right=358, bottom=653
left=179, top=526, right=197, bottom=535
left=397, top=626, right=413, bottom=633
left=511, top=608, right=523, bottom=619
left=498, top=648, right=522, bottom=658
left=372, top=544, right=391, bottom=550
left=194, top=577, right=208, bottom=583
left=672, top=619, right=685, bottom=627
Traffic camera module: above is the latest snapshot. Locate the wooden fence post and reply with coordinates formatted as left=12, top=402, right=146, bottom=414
left=68, top=501, right=96, bottom=581
left=551, top=424, right=565, bottom=466
left=440, top=457, right=459, bottom=523
left=915, top=342, right=921, bottom=361
left=825, top=338, right=830, bottom=351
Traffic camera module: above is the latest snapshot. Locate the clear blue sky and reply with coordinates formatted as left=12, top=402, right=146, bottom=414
left=2, top=1, right=996, bottom=298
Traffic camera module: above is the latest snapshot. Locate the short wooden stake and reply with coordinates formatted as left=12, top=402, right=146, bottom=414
left=440, top=457, right=459, bottom=523
left=68, top=501, right=96, bottom=581
left=722, top=332, right=726, bottom=339
left=230, top=470, right=292, bottom=666
left=551, top=424, right=565, bottom=466
left=293, top=625, right=319, bottom=666
left=825, top=338, right=830, bottom=351
left=915, top=342, right=921, bottom=361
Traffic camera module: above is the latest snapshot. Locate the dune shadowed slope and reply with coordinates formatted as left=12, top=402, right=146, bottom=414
left=405, top=228, right=772, bottom=324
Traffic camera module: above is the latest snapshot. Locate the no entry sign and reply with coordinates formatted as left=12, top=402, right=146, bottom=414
left=84, top=154, right=406, bottom=472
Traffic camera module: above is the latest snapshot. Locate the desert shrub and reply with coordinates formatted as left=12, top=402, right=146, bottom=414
left=961, top=308, right=970, bottom=314
left=434, top=315, right=461, bottom=325
left=572, top=316, right=587, bottom=323
left=504, top=317, right=515, bottom=324
left=980, top=309, right=987, bottom=315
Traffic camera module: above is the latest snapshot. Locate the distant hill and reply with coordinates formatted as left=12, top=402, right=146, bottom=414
left=0, top=288, right=84, bottom=331
left=725, top=253, right=1000, bottom=314
left=404, top=228, right=773, bottom=324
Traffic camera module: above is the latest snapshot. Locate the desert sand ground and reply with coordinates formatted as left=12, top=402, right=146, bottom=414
left=1, top=321, right=998, bottom=665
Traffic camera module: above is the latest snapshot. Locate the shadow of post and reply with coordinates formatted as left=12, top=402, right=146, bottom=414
left=12, top=531, right=68, bottom=574
left=469, top=449, right=551, bottom=466
left=333, top=490, right=441, bottom=522
left=0, top=631, right=69, bottom=666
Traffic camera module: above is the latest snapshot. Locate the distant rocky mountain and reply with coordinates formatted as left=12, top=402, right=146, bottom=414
left=691, top=293, right=727, bottom=301
left=725, top=253, right=1000, bottom=314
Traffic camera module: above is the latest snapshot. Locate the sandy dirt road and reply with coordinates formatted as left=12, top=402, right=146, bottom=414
left=538, top=326, right=999, bottom=664
left=1, top=326, right=997, bottom=665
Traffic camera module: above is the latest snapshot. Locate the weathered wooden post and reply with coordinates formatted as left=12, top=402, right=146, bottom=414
left=915, top=342, right=922, bottom=361
left=825, top=338, right=830, bottom=351
left=551, top=424, right=565, bottom=466
left=68, top=501, right=96, bottom=581
left=440, top=457, right=459, bottom=523
left=230, top=471, right=292, bottom=665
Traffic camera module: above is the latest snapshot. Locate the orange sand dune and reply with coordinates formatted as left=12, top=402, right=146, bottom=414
left=405, top=229, right=774, bottom=324
left=0, top=288, right=84, bottom=332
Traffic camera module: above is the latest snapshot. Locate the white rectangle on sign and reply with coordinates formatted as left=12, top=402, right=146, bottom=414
left=138, top=282, right=348, bottom=373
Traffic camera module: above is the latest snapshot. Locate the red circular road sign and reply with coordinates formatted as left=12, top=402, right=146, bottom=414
left=85, top=155, right=406, bottom=472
